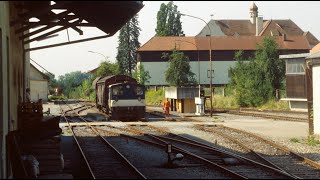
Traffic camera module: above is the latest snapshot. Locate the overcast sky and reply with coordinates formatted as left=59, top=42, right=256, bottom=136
left=30, top=1, right=320, bottom=78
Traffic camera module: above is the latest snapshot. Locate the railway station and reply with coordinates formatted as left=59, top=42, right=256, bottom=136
left=1, top=1, right=320, bottom=179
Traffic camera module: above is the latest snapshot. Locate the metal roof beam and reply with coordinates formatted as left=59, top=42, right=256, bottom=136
left=25, top=34, right=112, bottom=52
left=22, top=21, right=94, bottom=27
left=60, top=18, right=83, bottom=35
left=15, top=10, right=71, bottom=34
left=23, top=18, right=83, bottom=45
left=19, top=16, right=79, bottom=40
left=10, top=2, right=70, bottom=27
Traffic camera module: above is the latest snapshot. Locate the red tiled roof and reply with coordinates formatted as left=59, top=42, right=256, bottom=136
left=197, top=19, right=319, bottom=47
left=137, top=36, right=311, bottom=51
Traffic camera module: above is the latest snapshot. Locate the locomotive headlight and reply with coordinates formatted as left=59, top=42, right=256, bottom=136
left=138, top=96, right=141, bottom=101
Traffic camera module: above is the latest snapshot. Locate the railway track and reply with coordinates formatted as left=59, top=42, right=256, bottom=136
left=57, top=101, right=318, bottom=178
left=195, top=124, right=320, bottom=179
left=147, top=105, right=308, bottom=122
left=59, top=101, right=146, bottom=179
left=94, top=125, right=241, bottom=179
left=225, top=110, right=308, bottom=122
left=210, top=107, right=308, bottom=115
left=104, top=124, right=299, bottom=179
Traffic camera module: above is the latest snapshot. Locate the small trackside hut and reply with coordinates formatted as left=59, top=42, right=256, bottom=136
left=93, top=75, right=146, bottom=120
left=165, top=87, right=204, bottom=113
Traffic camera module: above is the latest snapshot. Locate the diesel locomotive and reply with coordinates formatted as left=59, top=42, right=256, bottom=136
left=93, top=75, right=146, bottom=120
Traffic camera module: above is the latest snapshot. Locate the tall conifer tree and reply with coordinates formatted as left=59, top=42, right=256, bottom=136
left=116, top=15, right=141, bottom=76
left=155, top=1, right=184, bottom=36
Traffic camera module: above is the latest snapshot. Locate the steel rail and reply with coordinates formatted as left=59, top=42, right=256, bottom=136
left=218, top=125, right=320, bottom=170
left=60, top=100, right=147, bottom=179
left=59, top=103, right=96, bottom=179
left=212, top=107, right=308, bottom=115
left=98, top=124, right=297, bottom=179
left=227, top=111, right=307, bottom=122
left=97, top=125, right=245, bottom=179
left=146, top=133, right=247, bottom=179
left=148, top=132, right=299, bottom=179
left=194, top=125, right=294, bottom=174
left=144, top=125, right=300, bottom=179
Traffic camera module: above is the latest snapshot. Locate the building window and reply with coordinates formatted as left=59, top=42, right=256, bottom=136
left=286, top=58, right=305, bottom=74
left=207, top=70, right=214, bottom=78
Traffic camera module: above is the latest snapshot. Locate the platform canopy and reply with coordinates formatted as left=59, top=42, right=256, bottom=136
left=10, top=1, right=144, bottom=47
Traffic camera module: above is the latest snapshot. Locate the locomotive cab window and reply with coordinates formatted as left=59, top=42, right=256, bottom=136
left=112, top=86, right=124, bottom=96
left=136, top=86, right=144, bottom=95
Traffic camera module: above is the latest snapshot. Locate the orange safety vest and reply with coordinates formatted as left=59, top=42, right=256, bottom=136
left=164, top=100, right=171, bottom=108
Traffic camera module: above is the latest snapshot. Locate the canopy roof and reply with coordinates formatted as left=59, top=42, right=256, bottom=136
left=11, top=1, right=144, bottom=45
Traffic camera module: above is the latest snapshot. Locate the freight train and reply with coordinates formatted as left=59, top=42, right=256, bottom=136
left=92, top=75, right=145, bottom=120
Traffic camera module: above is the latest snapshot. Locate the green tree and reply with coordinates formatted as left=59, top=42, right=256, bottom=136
left=96, top=60, right=119, bottom=78
left=57, top=71, right=89, bottom=98
left=255, top=36, right=284, bottom=95
left=163, top=49, right=195, bottom=86
left=44, top=72, right=58, bottom=95
left=116, top=14, right=141, bottom=77
left=133, top=63, right=151, bottom=85
left=229, top=36, right=282, bottom=107
left=155, top=3, right=168, bottom=36
left=155, top=1, right=184, bottom=36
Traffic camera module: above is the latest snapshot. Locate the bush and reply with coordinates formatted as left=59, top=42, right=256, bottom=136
left=212, top=95, right=239, bottom=109
left=228, top=37, right=284, bottom=107
left=146, top=88, right=165, bottom=106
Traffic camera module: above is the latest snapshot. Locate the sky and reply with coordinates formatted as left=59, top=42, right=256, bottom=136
left=30, top=1, right=320, bottom=78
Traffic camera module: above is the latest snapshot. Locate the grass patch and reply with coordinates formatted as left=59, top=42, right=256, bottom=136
left=290, top=138, right=300, bottom=143
left=209, top=95, right=289, bottom=111
left=146, top=89, right=165, bottom=106
left=211, top=95, right=240, bottom=109
left=48, top=95, right=67, bottom=101
left=307, top=136, right=320, bottom=146
left=256, top=99, right=290, bottom=111
left=147, top=88, right=290, bottom=111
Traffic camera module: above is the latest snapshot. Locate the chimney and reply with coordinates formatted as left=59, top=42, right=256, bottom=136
left=282, top=34, right=287, bottom=41
left=250, top=2, right=258, bottom=24
left=255, top=16, right=263, bottom=36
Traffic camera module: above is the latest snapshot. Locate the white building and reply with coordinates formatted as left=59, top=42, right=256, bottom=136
left=30, top=64, right=49, bottom=102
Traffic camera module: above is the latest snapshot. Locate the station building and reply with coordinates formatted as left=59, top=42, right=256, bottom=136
left=137, top=2, right=318, bottom=87
left=137, top=36, right=310, bottom=86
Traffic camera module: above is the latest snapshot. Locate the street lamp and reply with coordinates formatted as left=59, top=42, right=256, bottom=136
left=174, top=39, right=201, bottom=98
left=88, top=50, right=107, bottom=61
left=175, top=12, right=213, bottom=117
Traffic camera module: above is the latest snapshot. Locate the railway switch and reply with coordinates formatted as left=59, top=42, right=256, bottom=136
left=165, top=144, right=184, bottom=168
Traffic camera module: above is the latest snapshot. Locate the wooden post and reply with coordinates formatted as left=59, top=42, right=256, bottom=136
left=305, top=60, right=314, bottom=136
left=276, top=89, right=280, bottom=101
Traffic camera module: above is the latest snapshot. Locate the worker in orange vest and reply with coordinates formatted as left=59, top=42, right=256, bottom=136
left=163, top=99, right=171, bottom=117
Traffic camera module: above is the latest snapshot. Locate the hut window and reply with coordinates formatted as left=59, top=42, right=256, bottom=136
left=286, top=58, right=305, bottom=74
